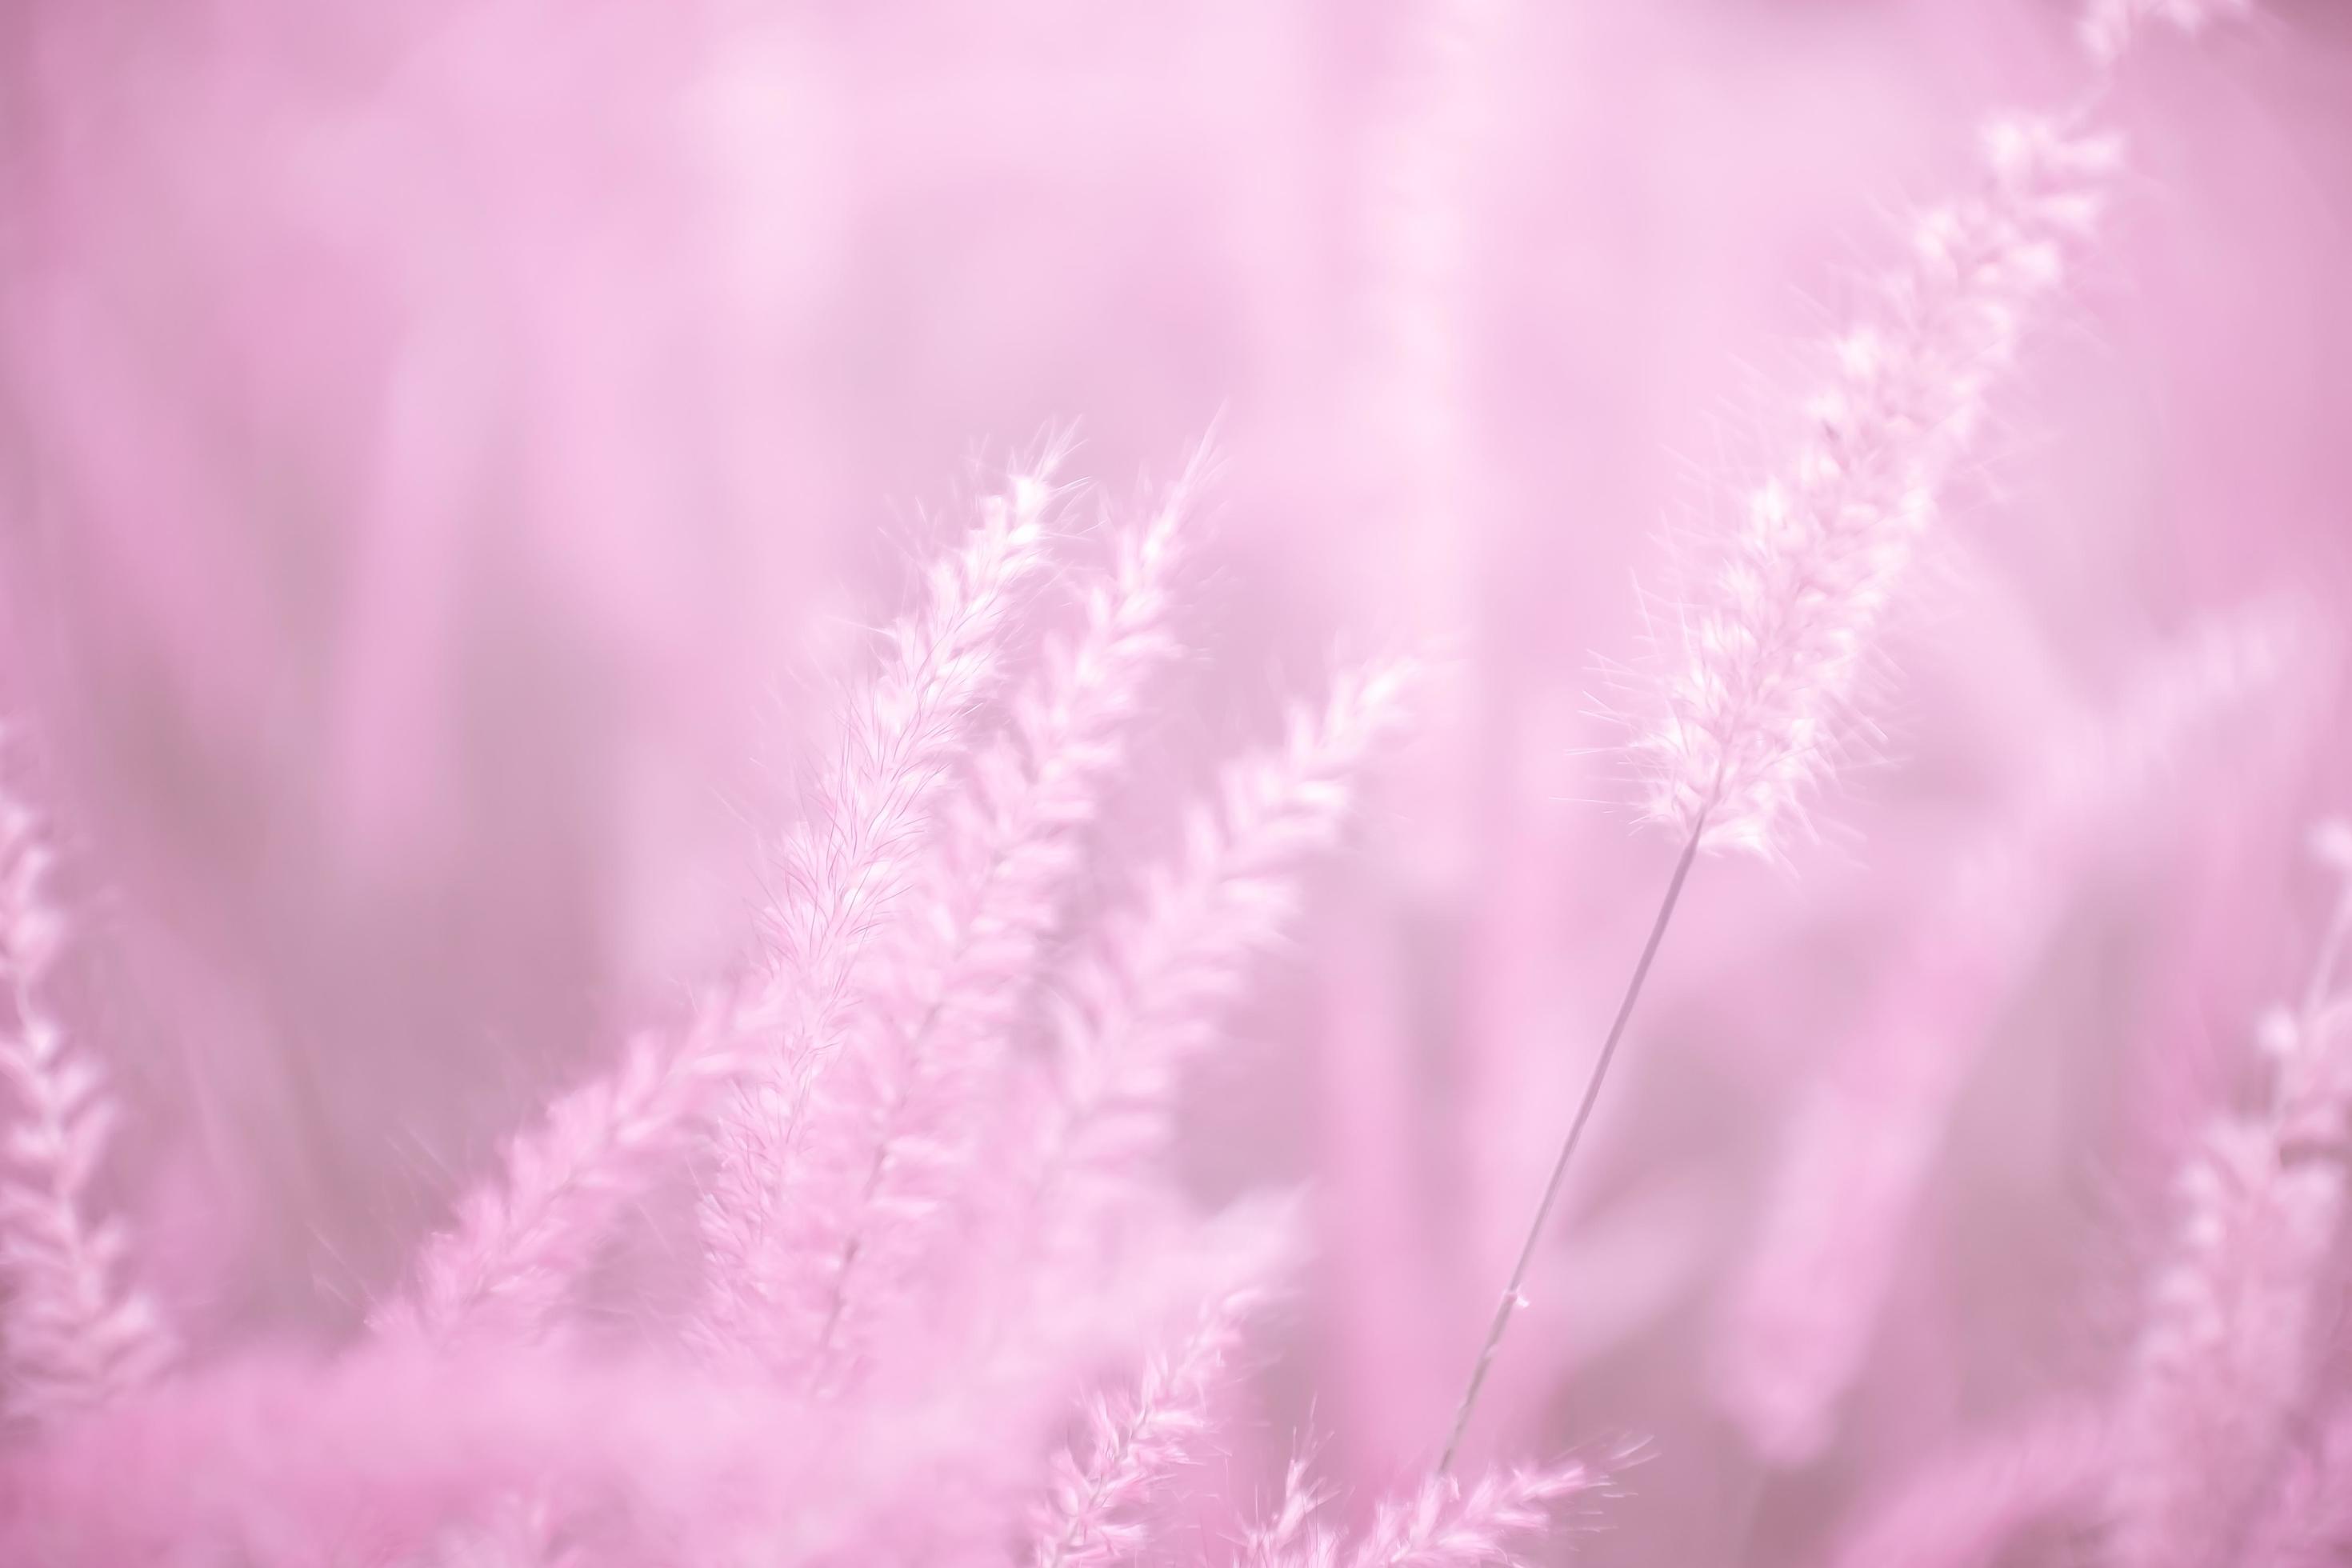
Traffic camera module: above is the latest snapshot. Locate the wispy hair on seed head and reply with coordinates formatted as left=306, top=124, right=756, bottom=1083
left=1624, top=114, right=2122, bottom=860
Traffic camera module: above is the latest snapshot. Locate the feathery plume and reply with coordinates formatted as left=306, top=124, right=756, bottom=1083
left=1021, top=658, right=1418, bottom=1267
left=1638, top=114, right=2122, bottom=857
left=1715, top=602, right=2318, bottom=1462
left=697, top=457, right=1059, bottom=1364
left=1238, top=1455, right=1339, bottom=1568
left=1032, top=1202, right=1294, bottom=1568
left=799, top=461, right=1202, bottom=1378
left=1342, top=1460, right=1602, bottom=1568
left=2106, top=821, right=2352, bottom=1568
left=381, top=993, right=754, bottom=1342
left=0, top=771, right=170, bottom=1422
left=1825, top=1403, right=2110, bottom=1568
left=2082, top=0, right=2256, bottom=67
left=1447, top=110, right=2124, bottom=1470
left=390, top=458, right=1064, bottom=1352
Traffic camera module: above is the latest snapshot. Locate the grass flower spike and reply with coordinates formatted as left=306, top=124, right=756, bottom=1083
left=383, top=995, right=756, bottom=1341
left=1340, top=1460, right=1604, bottom=1568
left=1643, top=116, right=2118, bottom=857
left=1032, top=1202, right=1294, bottom=1568
left=0, top=771, right=170, bottom=1422
left=798, top=462, right=1202, bottom=1378
left=1443, top=104, right=2122, bottom=1474
left=1025, top=657, right=1418, bottom=1270
left=698, top=458, right=1060, bottom=1366
left=2106, top=822, right=2352, bottom=1568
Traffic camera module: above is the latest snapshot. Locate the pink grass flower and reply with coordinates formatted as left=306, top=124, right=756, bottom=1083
left=696, top=458, right=1061, bottom=1366
left=1021, top=658, right=1418, bottom=1270
left=1338, top=1459, right=1604, bottom=1568
left=0, top=772, right=170, bottom=1422
left=790, top=462, right=1202, bottom=1382
left=1032, top=1201, right=1295, bottom=1568
left=1638, top=115, right=2121, bottom=857
left=387, top=458, right=1069, bottom=1353
left=1238, top=1456, right=1340, bottom=1568
left=380, top=992, right=756, bottom=1342
left=2106, top=822, right=2352, bottom=1568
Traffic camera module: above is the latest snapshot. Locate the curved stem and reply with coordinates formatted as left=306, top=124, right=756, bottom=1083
left=1435, top=815, right=1707, bottom=1474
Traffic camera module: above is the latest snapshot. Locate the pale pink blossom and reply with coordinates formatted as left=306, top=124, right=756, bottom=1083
left=1338, top=1459, right=1603, bottom=1568
left=792, top=460, right=1202, bottom=1382
left=1238, top=1456, right=1340, bottom=1568
left=381, top=992, right=756, bottom=1342
left=1639, top=115, right=2121, bottom=857
left=390, top=459, right=1068, bottom=1357
left=1453, top=114, right=2128, bottom=1446
left=1033, top=1202, right=1294, bottom=1568
left=1022, top=658, right=1418, bottom=1270
left=0, top=771, right=170, bottom=1422
left=2106, top=824, right=2352, bottom=1568
left=697, top=458, right=1062, bottom=1366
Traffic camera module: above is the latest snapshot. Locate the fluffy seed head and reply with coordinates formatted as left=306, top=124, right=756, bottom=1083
left=0, top=776, right=172, bottom=1422
left=1638, top=116, right=2122, bottom=855
left=2108, top=831, right=2352, bottom=1568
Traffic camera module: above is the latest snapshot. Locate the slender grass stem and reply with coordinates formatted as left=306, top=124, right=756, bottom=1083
left=1436, top=814, right=1706, bottom=1475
